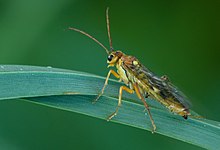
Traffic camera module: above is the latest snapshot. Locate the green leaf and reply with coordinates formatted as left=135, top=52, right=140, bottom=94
left=0, top=65, right=220, bottom=149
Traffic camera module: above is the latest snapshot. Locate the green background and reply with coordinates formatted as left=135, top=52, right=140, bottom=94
left=0, top=0, right=219, bottom=150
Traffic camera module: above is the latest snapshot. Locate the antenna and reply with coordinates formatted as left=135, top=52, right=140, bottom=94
left=106, top=7, right=113, bottom=51
left=68, top=27, right=109, bottom=54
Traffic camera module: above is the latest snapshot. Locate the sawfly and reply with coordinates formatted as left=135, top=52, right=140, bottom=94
left=69, top=8, right=192, bottom=132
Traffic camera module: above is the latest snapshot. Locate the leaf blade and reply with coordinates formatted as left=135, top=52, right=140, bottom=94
left=25, top=95, right=220, bottom=150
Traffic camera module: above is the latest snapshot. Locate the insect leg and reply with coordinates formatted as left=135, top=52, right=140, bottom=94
left=133, top=83, right=156, bottom=133
left=93, top=70, right=120, bottom=103
left=107, top=86, right=134, bottom=121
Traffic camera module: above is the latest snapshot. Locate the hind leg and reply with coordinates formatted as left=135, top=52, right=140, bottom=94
left=133, top=83, right=156, bottom=133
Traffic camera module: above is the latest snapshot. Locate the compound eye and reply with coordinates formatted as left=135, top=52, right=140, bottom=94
left=108, top=54, right=114, bottom=61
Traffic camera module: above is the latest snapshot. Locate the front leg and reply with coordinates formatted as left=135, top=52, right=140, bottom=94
left=93, top=70, right=120, bottom=103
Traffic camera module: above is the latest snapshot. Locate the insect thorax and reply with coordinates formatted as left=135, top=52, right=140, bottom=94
left=116, top=59, right=130, bottom=85
left=116, top=57, right=142, bottom=91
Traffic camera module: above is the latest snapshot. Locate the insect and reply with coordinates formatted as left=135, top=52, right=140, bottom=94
left=69, top=8, right=191, bottom=132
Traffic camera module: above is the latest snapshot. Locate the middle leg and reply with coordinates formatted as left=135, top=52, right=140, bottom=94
left=107, top=86, right=134, bottom=121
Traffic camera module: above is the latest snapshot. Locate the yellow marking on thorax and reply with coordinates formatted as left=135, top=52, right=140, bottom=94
left=116, top=59, right=129, bottom=84
left=133, top=60, right=138, bottom=65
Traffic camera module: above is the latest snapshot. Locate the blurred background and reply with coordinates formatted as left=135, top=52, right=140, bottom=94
left=0, top=0, right=219, bottom=149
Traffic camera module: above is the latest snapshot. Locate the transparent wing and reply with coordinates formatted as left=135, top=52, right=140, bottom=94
left=166, top=81, right=192, bottom=109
